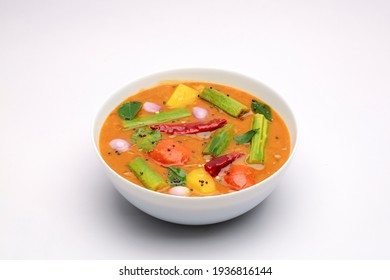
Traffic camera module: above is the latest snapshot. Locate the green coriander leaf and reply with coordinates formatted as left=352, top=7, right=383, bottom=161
left=167, top=166, right=186, bottom=186
left=131, top=127, right=161, bottom=152
left=118, top=101, right=142, bottom=120
left=233, top=129, right=259, bottom=144
left=251, top=100, right=272, bottom=122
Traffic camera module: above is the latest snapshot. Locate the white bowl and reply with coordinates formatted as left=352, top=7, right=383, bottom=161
left=92, top=68, right=298, bottom=225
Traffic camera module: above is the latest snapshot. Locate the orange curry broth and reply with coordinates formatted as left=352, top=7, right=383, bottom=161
left=99, top=82, right=290, bottom=196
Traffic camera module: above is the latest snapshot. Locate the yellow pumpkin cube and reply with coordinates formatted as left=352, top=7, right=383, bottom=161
left=166, top=84, right=199, bottom=108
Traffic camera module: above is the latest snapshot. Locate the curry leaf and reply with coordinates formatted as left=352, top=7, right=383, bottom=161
left=251, top=100, right=272, bottom=122
left=131, top=127, right=161, bottom=152
left=233, top=129, right=259, bottom=144
left=118, top=101, right=142, bottom=120
left=167, top=166, right=186, bottom=186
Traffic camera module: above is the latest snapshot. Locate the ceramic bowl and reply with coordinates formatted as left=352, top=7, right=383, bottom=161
left=92, top=68, right=298, bottom=225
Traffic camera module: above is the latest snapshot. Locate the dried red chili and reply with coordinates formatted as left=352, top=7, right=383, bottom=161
left=204, top=152, right=244, bottom=177
left=150, top=119, right=227, bottom=134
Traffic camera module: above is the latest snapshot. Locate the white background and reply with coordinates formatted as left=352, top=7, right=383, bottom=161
left=1, top=0, right=389, bottom=259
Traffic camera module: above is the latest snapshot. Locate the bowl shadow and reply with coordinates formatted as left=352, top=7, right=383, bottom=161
left=110, top=183, right=273, bottom=239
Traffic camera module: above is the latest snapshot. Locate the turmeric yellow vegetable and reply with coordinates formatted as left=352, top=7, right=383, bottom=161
left=166, top=84, right=199, bottom=108
left=187, top=168, right=216, bottom=194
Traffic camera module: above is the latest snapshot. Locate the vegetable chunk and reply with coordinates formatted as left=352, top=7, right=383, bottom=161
left=123, top=108, right=191, bottom=129
left=224, top=165, right=255, bottom=190
left=187, top=168, right=216, bottom=194
left=166, top=84, right=199, bottom=108
left=131, top=127, right=162, bottom=152
left=248, top=114, right=270, bottom=164
left=128, top=157, right=167, bottom=191
left=199, top=88, right=249, bottom=118
left=203, top=124, right=234, bottom=157
left=149, top=139, right=191, bottom=166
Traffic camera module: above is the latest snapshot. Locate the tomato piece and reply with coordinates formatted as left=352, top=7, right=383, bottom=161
left=149, top=139, right=190, bottom=166
left=224, top=165, right=256, bottom=190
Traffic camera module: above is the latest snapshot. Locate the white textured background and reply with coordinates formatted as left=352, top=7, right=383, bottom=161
left=1, top=0, right=389, bottom=259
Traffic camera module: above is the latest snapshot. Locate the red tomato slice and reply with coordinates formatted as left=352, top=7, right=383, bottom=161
left=224, top=165, right=256, bottom=190
left=149, top=139, right=190, bottom=166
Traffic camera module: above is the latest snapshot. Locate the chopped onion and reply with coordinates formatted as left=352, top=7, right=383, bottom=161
left=234, top=155, right=247, bottom=165
left=169, top=186, right=190, bottom=196
left=203, top=155, right=212, bottom=161
left=143, top=102, right=162, bottom=113
left=218, top=165, right=231, bottom=177
left=192, top=107, right=208, bottom=119
left=195, top=131, right=212, bottom=139
left=240, top=110, right=254, bottom=119
left=109, top=139, right=131, bottom=152
left=247, top=163, right=265, bottom=170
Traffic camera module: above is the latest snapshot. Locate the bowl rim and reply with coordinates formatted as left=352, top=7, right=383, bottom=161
left=91, top=67, right=298, bottom=201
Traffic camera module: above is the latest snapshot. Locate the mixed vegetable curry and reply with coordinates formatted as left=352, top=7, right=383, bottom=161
left=99, top=82, right=290, bottom=196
